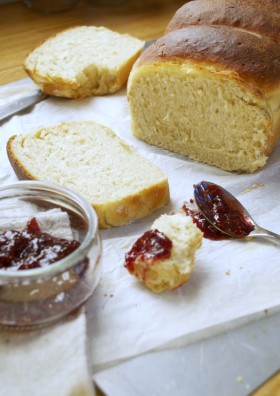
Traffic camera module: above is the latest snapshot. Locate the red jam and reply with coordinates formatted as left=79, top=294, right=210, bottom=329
left=194, top=182, right=255, bottom=238
left=124, top=229, right=172, bottom=273
left=0, top=217, right=80, bottom=271
left=182, top=204, right=229, bottom=240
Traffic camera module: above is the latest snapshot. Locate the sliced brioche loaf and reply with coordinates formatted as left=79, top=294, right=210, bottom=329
left=125, top=213, right=202, bottom=293
left=7, top=121, right=169, bottom=228
left=24, top=26, right=144, bottom=98
left=128, top=25, right=280, bottom=172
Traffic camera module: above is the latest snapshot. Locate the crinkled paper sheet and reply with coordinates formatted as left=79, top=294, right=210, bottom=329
left=1, top=79, right=280, bottom=373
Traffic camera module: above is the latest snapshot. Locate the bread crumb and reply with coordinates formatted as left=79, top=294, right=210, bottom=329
left=241, top=183, right=264, bottom=194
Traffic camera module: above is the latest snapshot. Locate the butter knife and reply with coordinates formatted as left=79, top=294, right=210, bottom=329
left=0, top=89, right=47, bottom=122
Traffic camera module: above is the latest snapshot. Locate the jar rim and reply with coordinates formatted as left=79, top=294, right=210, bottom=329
left=0, top=180, right=99, bottom=280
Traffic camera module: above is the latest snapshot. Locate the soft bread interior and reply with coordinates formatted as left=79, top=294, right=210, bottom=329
left=7, top=122, right=169, bottom=228
left=25, top=26, right=144, bottom=97
left=128, top=64, right=274, bottom=172
left=129, top=213, right=202, bottom=293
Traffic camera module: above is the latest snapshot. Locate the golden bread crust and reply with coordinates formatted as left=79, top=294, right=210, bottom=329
left=166, top=0, right=280, bottom=43
left=137, top=25, right=280, bottom=93
left=95, top=181, right=170, bottom=228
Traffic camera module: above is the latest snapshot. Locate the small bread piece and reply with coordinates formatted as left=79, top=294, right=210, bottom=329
left=24, top=26, right=145, bottom=98
left=7, top=121, right=169, bottom=228
left=125, top=213, right=202, bottom=293
left=128, top=25, right=280, bottom=172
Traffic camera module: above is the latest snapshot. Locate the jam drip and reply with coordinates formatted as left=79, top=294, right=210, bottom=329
left=125, top=229, right=172, bottom=273
left=182, top=204, right=229, bottom=241
left=0, top=217, right=80, bottom=270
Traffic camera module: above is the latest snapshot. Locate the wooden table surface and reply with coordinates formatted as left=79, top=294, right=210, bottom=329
left=1, top=1, right=279, bottom=395
left=0, top=0, right=186, bottom=86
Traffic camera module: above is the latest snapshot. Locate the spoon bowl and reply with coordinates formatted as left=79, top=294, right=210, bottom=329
left=194, top=181, right=280, bottom=245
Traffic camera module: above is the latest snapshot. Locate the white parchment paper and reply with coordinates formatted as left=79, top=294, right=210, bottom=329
left=1, top=80, right=280, bottom=373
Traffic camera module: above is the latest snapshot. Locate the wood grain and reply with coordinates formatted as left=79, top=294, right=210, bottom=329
left=0, top=0, right=186, bottom=85
left=251, top=370, right=280, bottom=396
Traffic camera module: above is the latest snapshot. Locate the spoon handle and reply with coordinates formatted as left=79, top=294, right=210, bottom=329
left=251, top=226, right=280, bottom=245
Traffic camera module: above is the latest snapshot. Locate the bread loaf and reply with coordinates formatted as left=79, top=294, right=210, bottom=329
left=24, top=26, right=144, bottom=98
left=128, top=2, right=280, bottom=172
left=166, top=0, right=280, bottom=43
left=7, top=121, right=169, bottom=228
left=125, top=213, right=202, bottom=293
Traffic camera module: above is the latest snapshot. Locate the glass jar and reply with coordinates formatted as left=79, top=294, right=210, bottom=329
left=0, top=181, right=101, bottom=329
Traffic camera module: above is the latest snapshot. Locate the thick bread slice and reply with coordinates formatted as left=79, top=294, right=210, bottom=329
left=24, top=26, right=144, bottom=98
left=7, top=121, right=169, bottom=228
left=128, top=25, right=280, bottom=172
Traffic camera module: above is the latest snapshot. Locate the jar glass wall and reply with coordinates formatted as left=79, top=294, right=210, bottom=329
left=0, top=181, right=101, bottom=329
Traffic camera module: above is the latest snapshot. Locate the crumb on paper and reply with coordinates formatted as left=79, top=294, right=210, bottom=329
left=226, top=270, right=231, bottom=276
left=240, top=183, right=264, bottom=194
left=236, top=376, right=243, bottom=384
left=245, top=383, right=251, bottom=390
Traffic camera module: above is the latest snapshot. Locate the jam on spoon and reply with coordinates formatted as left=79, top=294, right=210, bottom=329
left=181, top=203, right=229, bottom=241
left=193, top=181, right=280, bottom=244
left=194, top=181, right=254, bottom=238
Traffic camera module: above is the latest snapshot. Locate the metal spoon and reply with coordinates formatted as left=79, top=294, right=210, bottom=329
left=194, top=180, right=280, bottom=245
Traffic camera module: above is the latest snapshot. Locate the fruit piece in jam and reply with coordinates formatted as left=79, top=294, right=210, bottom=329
left=0, top=217, right=80, bottom=271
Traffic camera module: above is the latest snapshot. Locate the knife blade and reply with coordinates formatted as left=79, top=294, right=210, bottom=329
left=0, top=89, right=47, bottom=122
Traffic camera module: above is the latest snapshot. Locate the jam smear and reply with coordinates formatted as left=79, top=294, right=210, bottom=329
left=182, top=204, right=229, bottom=241
left=0, top=217, right=80, bottom=271
left=125, top=229, right=172, bottom=273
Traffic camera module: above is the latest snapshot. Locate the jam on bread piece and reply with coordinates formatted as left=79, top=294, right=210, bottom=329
left=125, top=213, right=202, bottom=293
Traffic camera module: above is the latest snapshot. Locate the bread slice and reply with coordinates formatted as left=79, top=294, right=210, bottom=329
left=128, top=26, right=280, bottom=172
left=7, top=121, right=169, bottom=228
left=24, top=26, right=145, bottom=98
left=125, top=213, right=202, bottom=293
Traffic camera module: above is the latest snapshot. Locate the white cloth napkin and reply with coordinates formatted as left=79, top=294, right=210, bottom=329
left=0, top=312, right=94, bottom=396
left=0, top=209, right=95, bottom=396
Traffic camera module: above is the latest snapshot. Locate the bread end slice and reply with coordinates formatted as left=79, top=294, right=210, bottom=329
left=24, top=26, right=145, bottom=98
